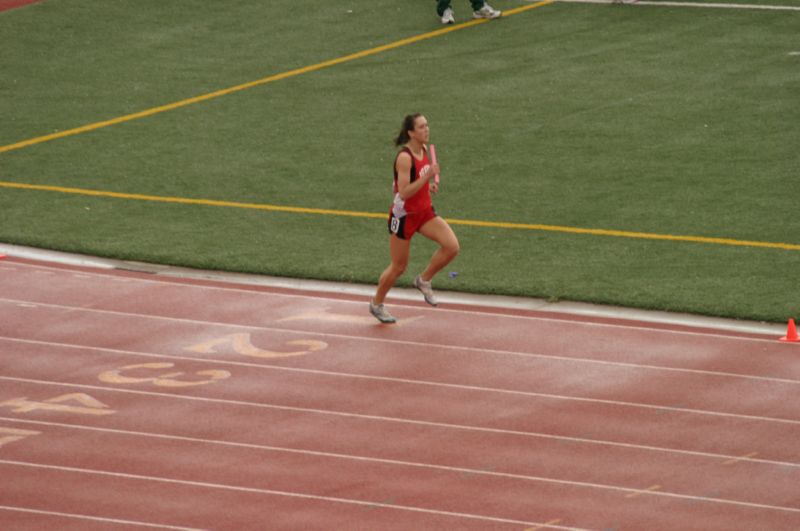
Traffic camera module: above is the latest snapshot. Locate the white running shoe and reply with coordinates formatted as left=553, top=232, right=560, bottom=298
left=369, top=302, right=397, bottom=324
left=441, top=7, right=455, bottom=24
left=473, top=3, right=502, bottom=19
left=413, top=275, right=438, bottom=307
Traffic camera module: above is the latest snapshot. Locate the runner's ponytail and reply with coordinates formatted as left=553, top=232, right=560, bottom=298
left=394, top=113, right=422, bottom=146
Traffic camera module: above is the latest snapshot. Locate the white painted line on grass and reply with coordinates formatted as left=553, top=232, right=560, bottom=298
left=554, top=0, right=800, bottom=10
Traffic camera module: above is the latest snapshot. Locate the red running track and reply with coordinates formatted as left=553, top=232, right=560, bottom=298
left=0, top=256, right=798, bottom=530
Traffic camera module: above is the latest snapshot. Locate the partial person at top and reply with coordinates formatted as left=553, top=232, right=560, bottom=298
left=437, top=0, right=501, bottom=24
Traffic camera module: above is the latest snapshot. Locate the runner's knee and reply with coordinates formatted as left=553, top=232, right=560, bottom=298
left=444, top=238, right=460, bottom=259
left=391, top=260, right=408, bottom=276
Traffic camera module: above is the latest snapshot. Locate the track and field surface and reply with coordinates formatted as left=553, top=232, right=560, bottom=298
left=2, top=0, right=799, bottom=323
left=1, top=255, right=798, bottom=530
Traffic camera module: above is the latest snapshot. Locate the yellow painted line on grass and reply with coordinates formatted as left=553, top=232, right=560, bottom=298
left=444, top=218, right=800, bottom=251
left=0, top=181, right=384, bottom=219
left=3, top=180, right=799, bottom=251
left=0, top=0, right=555, bottom=154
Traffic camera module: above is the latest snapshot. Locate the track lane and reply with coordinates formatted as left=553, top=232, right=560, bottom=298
left=1, top=260, right=796, bottom=383
left=2, top=257, right=799, bottom=529
left=2, top=300, right=798, bottom=423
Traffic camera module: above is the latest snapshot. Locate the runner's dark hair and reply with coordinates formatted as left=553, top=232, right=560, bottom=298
left=394, top=113, right=423, bottom=147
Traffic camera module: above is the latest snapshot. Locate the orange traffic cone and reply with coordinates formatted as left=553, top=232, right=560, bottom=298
left=779, top=318, right=799, bottom=342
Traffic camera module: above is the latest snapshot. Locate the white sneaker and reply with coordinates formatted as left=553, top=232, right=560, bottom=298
left=441, top=7, right=455, bottom=24
left=369, top=302, right=397, bottom=324
left=473, top=3, right=502, bottom=19
left=413, top=275, right=438, bottom=307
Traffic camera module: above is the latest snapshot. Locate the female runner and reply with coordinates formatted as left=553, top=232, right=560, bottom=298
left=370, top=113, right=460, bottom=323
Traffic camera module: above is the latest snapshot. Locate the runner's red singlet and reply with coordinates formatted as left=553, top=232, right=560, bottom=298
left=387, top=146, right=436, bottom=240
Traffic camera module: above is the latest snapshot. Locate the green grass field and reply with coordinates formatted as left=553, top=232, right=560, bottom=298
left=1, top=0, right=798, bottom=322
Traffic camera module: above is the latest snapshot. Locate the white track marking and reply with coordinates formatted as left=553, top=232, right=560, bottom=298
left=1, top=378, right=796, bottom=466
left=3, top=336, right=800, bottom=430
left=2, top=376, right=800, bottom=464
left=0, top=505, right=204, bottom=530
left=2, top=457, right=799, bottom=516
left=2, top=301, right=797, bottom=386
left=0, top=261, right=782, bottom=341
left=0, top=460, right=585, bottom=529
left=4, top=416, right=798, bottom=489
left=1, top=340, right=798, bottom=424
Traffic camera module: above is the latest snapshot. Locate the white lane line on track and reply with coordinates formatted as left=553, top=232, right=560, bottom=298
left=1, top=338, right=798, bottom=425
left=2, top=362, right=796, bottom=467
left=0, top=261, right=781, bottom=342
left=554, top=0, right=800, bottom=10
left=0, top=505, right=204, bottom=530
left=2, top=456, right=799, bottom=516
left=0, top=370, right=800, bottom=468
left=0, top=460, right=584, bottom=530
left=2, top=301, right=798, bottom=386
left=3, top=375, right=800, bottom=465
left=3, top=335, right=800, bottom=432
left=3, top=416, right=798, bottom=494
